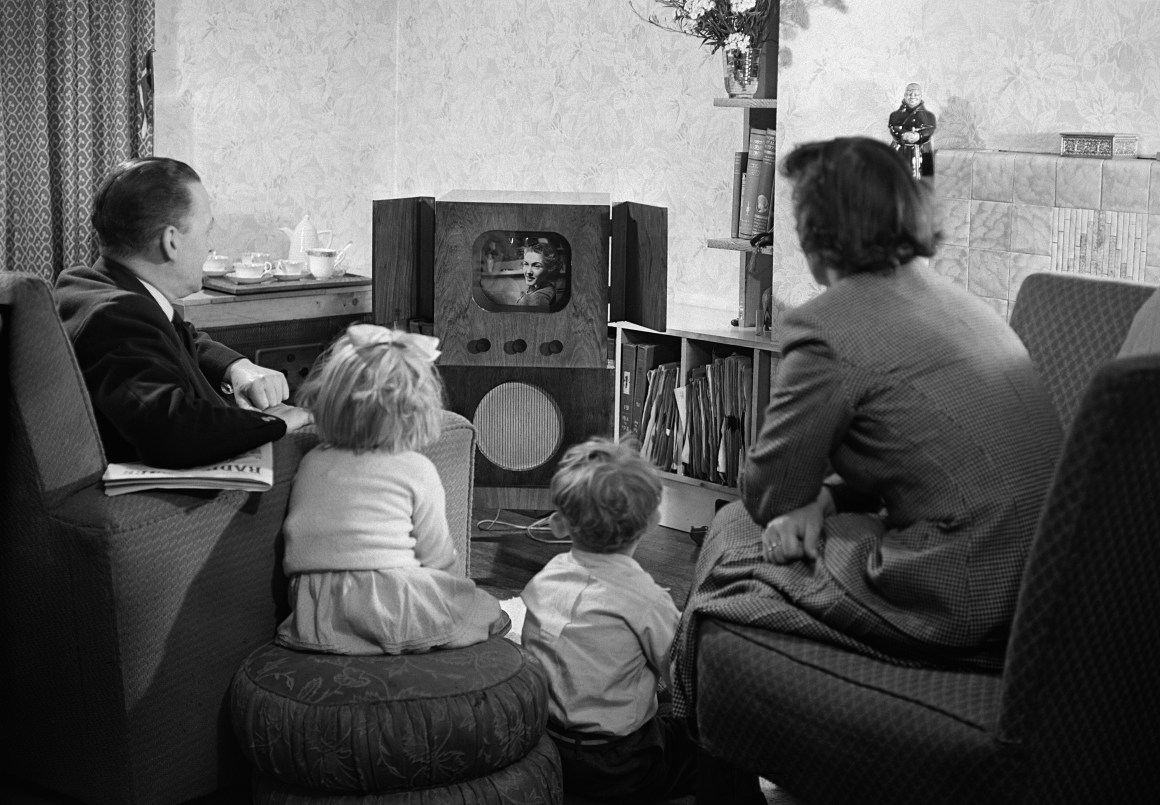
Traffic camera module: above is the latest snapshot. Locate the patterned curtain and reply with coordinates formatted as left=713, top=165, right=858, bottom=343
left=0, top=0, right=154, bottom=281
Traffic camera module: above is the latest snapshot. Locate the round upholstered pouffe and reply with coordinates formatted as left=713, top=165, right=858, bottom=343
left=249, top=733, right=562, bottom=805
left=230, top=636, right=554, bottom=796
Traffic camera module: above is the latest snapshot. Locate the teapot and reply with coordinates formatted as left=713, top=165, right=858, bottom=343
left=280, top=214, right=333, bottom=263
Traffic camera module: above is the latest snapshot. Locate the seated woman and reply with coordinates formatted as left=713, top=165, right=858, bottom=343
left=672, top=137, right=1063, bottom=716
left=516, top=240, right=563, bottom=308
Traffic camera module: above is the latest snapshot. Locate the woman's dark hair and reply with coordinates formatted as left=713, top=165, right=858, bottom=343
left=92, top=157, right=202, bottom=258
left=781, top=137, right=941, bottom=276
left=522, top=240, right=563, bottom=278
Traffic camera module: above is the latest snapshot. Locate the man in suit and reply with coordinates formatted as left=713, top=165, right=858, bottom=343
left=56, top=157, right=312, bottom=468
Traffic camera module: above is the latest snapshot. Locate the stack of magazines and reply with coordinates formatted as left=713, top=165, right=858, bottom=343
left=639, top=362, right=682, bottom=472
left=102, top=443, right=274, bottom=496
left=679, top=354, right=752, bottom=486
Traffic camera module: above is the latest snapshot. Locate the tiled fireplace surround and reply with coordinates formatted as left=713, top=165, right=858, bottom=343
left=931, top=149, right=1160, bottom=319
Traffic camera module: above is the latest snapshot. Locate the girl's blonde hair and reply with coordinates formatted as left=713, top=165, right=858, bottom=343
left=550, top=437, right=661, bottom=553
left=297, top=324, right=444, bottom=453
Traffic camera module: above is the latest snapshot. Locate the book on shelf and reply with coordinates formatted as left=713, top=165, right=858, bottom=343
left=729, top=150, right=748, bottom=239
left=753, top=352, right=777, bottom=436
left=631, top=341, right=679, bottom=438
left=619, top=341, right=639, bottom=439
left=682, top=366, right=711, bottom=481
left=719, top=354, right=753, bottom=487
left=640, top=361, right=681, bottom=473
left=737, top=127, right=768, bottom=238
left=749, top=128, right=777, bottom=236
left=676, top=354, right=753, bottom=487
left=102, top=442, right=274, bottom=496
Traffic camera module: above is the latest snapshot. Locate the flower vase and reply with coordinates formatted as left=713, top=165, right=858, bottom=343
left=723, top=47, right=760, bottom=98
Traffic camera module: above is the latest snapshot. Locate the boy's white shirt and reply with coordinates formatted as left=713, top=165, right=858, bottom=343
left=520, top=548, right=680, bottom=737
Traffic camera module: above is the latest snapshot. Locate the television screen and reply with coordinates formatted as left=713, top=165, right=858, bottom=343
left=471, top=230, right=571, bottom=313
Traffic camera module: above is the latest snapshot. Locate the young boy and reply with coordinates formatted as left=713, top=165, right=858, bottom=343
left=520, top=438, right=696, bottom=802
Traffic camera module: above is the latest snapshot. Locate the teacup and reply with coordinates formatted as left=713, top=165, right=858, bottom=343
left=202, top=254, right=231, bottom=274
left=234, top=260, right=272, bottom=279
left=275, top=259, right=306, bottom=277
left=307, top=248, right=341, bottom=279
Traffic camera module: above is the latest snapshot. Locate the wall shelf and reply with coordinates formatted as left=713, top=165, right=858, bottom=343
left=707, top=237, right=773, bottom=254
left=611, top=20, right=781, bottom=532
left=712, top=98, right=778, bottom=109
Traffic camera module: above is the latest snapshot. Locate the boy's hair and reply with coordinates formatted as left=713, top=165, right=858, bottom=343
left=550, top=437, right=662, bottom=553
left=297, top=324, right=444, bottom=453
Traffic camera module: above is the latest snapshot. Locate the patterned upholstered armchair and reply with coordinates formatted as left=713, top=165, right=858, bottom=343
left=692, top=272, right=1160, bottom=804
left=0, top=271, right=477, bottom=804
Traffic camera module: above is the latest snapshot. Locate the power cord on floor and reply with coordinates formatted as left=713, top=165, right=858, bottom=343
left=476, top=509, right=570, bottom=545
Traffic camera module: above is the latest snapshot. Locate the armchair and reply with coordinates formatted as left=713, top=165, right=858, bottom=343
left=690, top=272, right=1160, bottom=803
left=0, top=271, right=477, bottom=805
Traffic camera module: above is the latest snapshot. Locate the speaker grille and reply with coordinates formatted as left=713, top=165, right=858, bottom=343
left=473, top=382, right=564, bottom=471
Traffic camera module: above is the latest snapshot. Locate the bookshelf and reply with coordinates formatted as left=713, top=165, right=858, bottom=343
left=714, top=96, right=778, bottom=330
left=612, top=302, right=780, bottom=532
left=611, top=25, right=780, bottom=531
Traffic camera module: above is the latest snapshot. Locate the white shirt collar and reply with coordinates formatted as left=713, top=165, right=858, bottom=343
left=137, top=277, right=175, bottom=322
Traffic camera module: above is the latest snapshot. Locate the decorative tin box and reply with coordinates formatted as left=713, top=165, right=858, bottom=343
left=1060, top=133, right=1139, bottom=159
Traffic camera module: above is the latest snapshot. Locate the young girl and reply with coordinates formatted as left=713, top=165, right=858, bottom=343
left=277, top=323, right=509, bottom=654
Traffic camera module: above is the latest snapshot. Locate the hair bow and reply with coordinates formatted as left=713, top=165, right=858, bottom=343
left=347, top=323, right=441, bottom=363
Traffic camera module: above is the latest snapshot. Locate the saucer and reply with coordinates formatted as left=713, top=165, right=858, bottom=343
left=273, top=272, right=307, bottom=282
left=202, top=267, right=229, bottom=277
left=226, top=272, right=273, bottom=285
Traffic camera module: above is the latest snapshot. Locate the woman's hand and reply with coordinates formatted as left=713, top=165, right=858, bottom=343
left=761, top=487, right=835, bottom=564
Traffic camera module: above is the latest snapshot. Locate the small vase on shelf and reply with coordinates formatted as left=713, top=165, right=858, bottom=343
left=723, top=47, right=760, bottom=99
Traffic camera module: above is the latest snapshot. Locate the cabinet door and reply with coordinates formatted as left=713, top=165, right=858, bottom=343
left=371, top=196, right=435, bottom=326
left=611, top=201, right=667, bottom=332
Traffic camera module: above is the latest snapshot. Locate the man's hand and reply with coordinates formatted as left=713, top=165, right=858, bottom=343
left=226, top=359, right=290, bottom=410
left=264, top=402, right=313, bottom=433
left=761, top=487, right=835, bottom=564
left=902, top=131, right=919, bottom=144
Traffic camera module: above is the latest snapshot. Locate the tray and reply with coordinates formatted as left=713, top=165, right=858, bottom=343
left=201, top=272, right=371, bottom=295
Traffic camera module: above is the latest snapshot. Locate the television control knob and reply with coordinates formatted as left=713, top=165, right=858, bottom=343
left=470, top=338, right=491, bottom=353
left=505, top=338, right=527, bottom=354
left=539, top=340, right=564, bottom=356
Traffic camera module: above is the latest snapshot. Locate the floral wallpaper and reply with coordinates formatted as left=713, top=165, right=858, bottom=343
left=155, top=0, right=1160, bottom=321
left=155, top=0, right=738, bottom=311
left=154, top=0, right=399, bottom=277
left=772, top=0, right=1160, bottom=311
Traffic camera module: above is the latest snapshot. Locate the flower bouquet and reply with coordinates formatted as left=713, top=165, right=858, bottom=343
left=630, top=0, right=776, bottom=53
left=630, top=0, right=777, bottom=97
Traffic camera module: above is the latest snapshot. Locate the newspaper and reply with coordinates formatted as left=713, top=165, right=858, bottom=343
left=102, top=442, right=274, bottom=496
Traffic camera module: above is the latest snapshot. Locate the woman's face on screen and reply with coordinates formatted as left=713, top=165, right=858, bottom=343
left=523, top=250, right=546, bottom=285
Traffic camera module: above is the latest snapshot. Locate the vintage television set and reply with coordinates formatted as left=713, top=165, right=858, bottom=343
left=372, top=190, right=666, bottom=508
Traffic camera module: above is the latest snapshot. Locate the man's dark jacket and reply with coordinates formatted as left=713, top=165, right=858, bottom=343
left=56, top=257, right=286, bottom=468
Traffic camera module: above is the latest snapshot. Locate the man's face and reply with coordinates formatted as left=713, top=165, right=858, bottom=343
left=523, top=250, right=546, bottom=285
left=174, top=181, right=214, bottom=295
left=904, top=85, right=923, bottom=108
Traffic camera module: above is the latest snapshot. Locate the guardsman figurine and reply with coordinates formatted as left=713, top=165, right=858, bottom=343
left=888, top=82, right=936, bottom=179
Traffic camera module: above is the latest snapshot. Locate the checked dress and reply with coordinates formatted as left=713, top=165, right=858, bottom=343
left=672, top=260, right=1063, bottom=717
